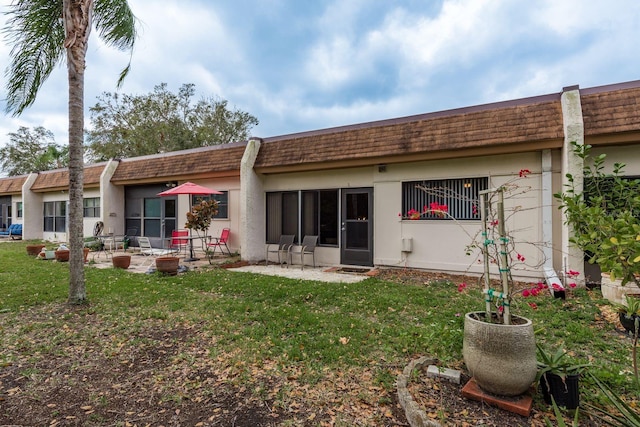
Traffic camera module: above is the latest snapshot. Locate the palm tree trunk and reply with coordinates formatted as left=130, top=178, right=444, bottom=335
left=64, top=0, right=92, bottom=304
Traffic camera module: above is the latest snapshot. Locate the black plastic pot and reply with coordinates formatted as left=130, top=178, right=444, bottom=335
left=619, top=313, right=640, bottom=335
left=539, top=372, right=579, bottom=409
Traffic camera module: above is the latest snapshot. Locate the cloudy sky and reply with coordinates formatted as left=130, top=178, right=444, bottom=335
left=1, top=0, right=640, bottom=148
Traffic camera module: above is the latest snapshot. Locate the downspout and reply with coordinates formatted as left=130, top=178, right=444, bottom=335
left=541, top=149, right=563, bottom=297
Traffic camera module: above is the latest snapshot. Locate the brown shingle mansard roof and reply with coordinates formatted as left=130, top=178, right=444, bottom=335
left=110, top=142, right=247, bottom=184
left=255, top=94, right=564, bottom=173
left=581, top=80, right=640, bottom=146
left=254, top=80, right=640, bottom=173
left=0, top=175, right=27, bottom=194
left=30, top=163, right=106, bottom=192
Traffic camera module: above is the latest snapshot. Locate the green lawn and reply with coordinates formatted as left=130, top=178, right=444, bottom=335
left=0, top=240, right=637, bottom=426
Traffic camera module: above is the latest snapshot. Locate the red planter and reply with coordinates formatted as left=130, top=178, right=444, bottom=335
left=27, top=244, right=46, bottom=256
left=156, top=256, right=179, bottom=276
left=112, top=255, right=131, bottom=269
left=54, top=249, right=70, bottom=262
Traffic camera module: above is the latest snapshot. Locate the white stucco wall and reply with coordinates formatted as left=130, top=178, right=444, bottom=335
left=83, top=188, right=103, bottom=237
left=591, top=145, right=640, bottom=175
left=100, top=159, right=124, bottom=236
left=22, top=173, right=42, bottom=240
left=240, top=138, right=264, bottom=261
left=41, top=192, right=69, bottom=242
left=376, top=153, right=547, bottom=280
left=259, top=152, right=555, bottom=280
left=181, top=177, right=241, bottom=253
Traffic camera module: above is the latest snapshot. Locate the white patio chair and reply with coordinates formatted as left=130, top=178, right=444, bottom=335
left=138, top=236, right=176, bottom=266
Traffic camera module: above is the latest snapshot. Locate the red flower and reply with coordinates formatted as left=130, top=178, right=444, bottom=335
left=531, top=288, right=539, bottom=297
left=516, top=253, right=525, bottom=262
left=567, top=270, right=580, bottom=278
left=406, top=208, right=421, bottom=220
left=522, top=289, right=531, bottom=297
left=528, top=302, right=538, bottom=310
left=537, top=282, right=546, bottom=289
left=519, top=169, right=531, bottom=177
left=569, top=282, right=577, bottom=288
left=457, top=282, right=468, bottom=292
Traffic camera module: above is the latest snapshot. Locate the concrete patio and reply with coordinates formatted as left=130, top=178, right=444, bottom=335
left=85, top=246, right=373, bottom=283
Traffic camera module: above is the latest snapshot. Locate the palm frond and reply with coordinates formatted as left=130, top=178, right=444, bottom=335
left=94, top=0, right=137, bottom=50
left=2, top=0, right=65, bottom=115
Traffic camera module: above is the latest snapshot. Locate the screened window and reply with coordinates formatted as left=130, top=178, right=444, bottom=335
left=192, top=191, right=229, bottom=219
left=16, top=202, right=22, bottom=218
left=402, top=178, right=488, bottom=220
left=83, top=197, right=100, bottom=217
left=44, top=201, right=67, bottom=232
left=266, top=190, right=338, bottom=245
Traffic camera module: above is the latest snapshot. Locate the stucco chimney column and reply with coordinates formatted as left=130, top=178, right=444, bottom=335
left=560, top=86, right=585, bottom=277
left=240, top=138, right=265, bottom=261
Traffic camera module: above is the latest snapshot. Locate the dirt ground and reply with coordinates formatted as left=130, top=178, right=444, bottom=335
left=0, top=267, right=614, bottom=426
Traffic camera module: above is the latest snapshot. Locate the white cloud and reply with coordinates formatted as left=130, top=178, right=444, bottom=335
left=2, top=0, right=640, bottom=147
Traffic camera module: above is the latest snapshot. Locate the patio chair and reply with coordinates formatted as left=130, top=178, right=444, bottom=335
left=289, top=235, right=318, bottom=270
left=206, top=228, right=231, bottom=262
left=265, top=234, right=295, bottom=266
left=104, top=234, right=126, bottom=252
left=138, top=236, right=176, bottom=266
left=170, top=229, right=189, bottom=256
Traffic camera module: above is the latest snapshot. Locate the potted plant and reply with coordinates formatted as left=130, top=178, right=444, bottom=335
left=614, top=294, right=640, bottom=335
left=555, top=142, right=640, bottom=304
left=536, top=344, right=589, bottom=409
left=461, top=186, right=537, bottom=396
left=404, top=172, right=539, bottom=397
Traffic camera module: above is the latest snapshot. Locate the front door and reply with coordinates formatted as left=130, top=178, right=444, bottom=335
left=340, top=188, right=373, bottom=266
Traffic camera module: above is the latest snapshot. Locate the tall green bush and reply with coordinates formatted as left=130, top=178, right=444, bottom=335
left=555, top=142, right=640, bottom=286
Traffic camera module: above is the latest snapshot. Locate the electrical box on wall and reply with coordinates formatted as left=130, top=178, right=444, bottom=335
left=401, top=237, right=413, bottom=253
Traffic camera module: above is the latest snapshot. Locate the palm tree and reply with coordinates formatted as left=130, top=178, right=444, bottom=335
left=3, top=0, right=137, bottom=304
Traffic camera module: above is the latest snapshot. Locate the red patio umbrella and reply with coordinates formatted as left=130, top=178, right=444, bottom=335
left=157, top=181, right=223, bottom=197
left=158, top=182, right=222, bottom=261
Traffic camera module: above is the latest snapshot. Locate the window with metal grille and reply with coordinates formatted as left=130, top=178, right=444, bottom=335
left=401, top=177, right=488, bottom=220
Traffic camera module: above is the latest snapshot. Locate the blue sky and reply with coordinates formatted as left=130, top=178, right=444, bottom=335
left=1, top=0, right=640, bottom=148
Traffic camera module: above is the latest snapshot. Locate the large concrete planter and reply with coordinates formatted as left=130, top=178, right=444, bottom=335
left=601, top=273, right=640, bottom=305
left=462, top=312, right=537, bottom=397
